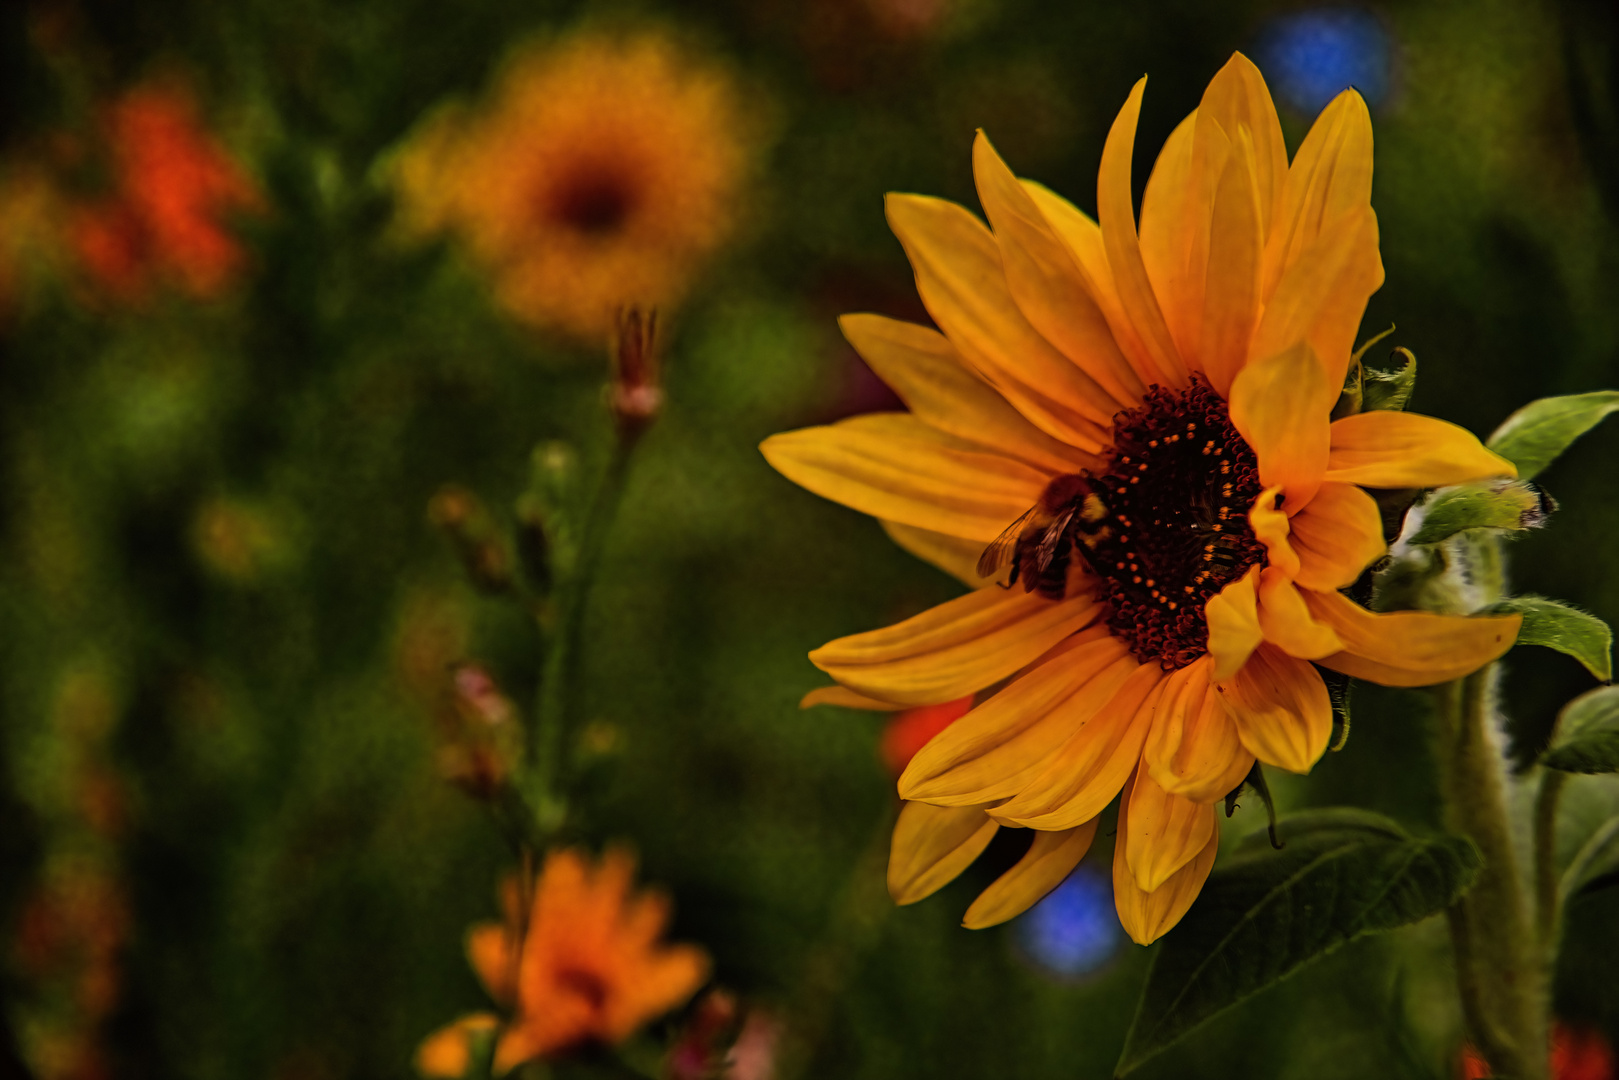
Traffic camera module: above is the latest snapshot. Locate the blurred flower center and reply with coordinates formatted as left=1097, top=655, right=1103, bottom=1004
left=1088, top=380, right=1265, bottom=670
left=546, top=162, right=638, bottom=236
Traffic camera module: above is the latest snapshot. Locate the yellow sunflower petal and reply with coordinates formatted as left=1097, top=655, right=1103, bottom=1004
left=884, top=193, right=1114, bottom=450
left=1200, top=53, right=1289, bottom=233
left=1263, top=88, right=1374, bottom=297
left=887, top=801, right=1000, bottom=905
left=1257, top=568, right=1344, bottom=660
left=1205, top=564, right=1263, bottom=681
left=1139, top=112, right=1200, bottom=360
left=1220, top=643, right=1332, bottom=773
left=760, top=413, right=1047, bottom=542
left=879, top=519, right=992, bottom=588
left=840, top=314, right=1091, bottom=476
left=812, top=586, right=1099, bottom=706
left=1325, top=410, right=1518, bottom=489
left=1125, top=763, right=1218, bottom=893
left=900, top=629, right=1137, bottom=805
left=972, top=132, right=1145, bottom=409
left=1250, top=205, right=1383, bottom=395
left=1198, top=126, right=1264, bottom=396
left=799, top=685, right=905, bottom=711
left=1227, top=341, right=1332, bottom=509
left=988, top=661, right=1164, bottom=830
left=1098, top=76, right=1187, bottom=387
left=1113, top=769, right=1221, bottom=945
left=1248, top=485, right=1299, bottom=578
left=1304, top=588, right=1521, bottom=687
left=1143, top=656, right=1254, bottom=801
left=962, top=819, right=1099, bottom=929
left=1288, top=482, right=1387, bottom=591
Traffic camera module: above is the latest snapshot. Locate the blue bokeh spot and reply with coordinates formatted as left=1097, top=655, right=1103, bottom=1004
left=1014, top=866, right=1120, bottom=979
left=1255, top=8, right=1392, bottom=115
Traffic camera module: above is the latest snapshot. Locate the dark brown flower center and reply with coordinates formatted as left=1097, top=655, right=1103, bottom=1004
left=547, top=165, right=637, bottom=235
left=1082, top=380, right=1266, bottom=671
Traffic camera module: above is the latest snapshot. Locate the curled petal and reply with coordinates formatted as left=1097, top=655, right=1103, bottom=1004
left=760, top=413, right=1047, bottom=542
left=1205, top=564, right=1263, bottom=681
left=1220, top=644, right=1332, bottom=773
left=1228, top=342, right=1332, bottom=509
left=1305, top=589, right=1521, bottom=687
left=1288, top=482, right=1386, bottom=591
left=1248, top=485, right=1299, bottom=578
left=962, top=819, right=1099, bottom=929
left=888, top=801, right=999, bottom=905
left=988, top=661, right=1164, bottom=830
left=900, top=629, right=1136, bottom=805
left=799, top=685, right=904, bottom=711
left=811, top=586, right=1099, bottom=706
left=1113, top=769, right=1220, bottom=945
left=841, top=314, right=1090, bottom=475
left=1326, top=410, right=1518, bottom=489
left=1257, top=569, right=1344, bottom=660
left=1125, top=759, right=1218, bottom=892
left=1142, top=657, right=1254, bottom=801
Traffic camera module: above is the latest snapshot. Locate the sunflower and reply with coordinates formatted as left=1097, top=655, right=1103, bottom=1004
left=416, top=848, right=709, bottom=1076
left=763, top=54, right=1521, bottom=944
left=391, top=28, right=757, bottom=341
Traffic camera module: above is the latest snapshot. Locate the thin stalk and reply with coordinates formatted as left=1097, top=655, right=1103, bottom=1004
left=1434, top=669, right=1548, bottom=1080
left=1533, top=768, right=1569, bottom=953
left=529, top=438, right=636, bottom=837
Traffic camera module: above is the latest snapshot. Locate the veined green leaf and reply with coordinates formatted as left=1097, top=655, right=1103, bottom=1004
left=1544, top=686, right=1619, bottom=774
left=1486, top=391, right=1619, bottom=480
left=1489, top=595, right=1614, bottom=682
left=1114, top=809, right=1480, bottom=1075
left=1406, top=480, right=1553, bottom=546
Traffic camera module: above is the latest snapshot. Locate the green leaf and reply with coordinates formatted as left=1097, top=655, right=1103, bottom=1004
left=1406, top=480, right=1553, bottom=545
left=1486, top=390, right=1619, bottom=480
left=1489, top=595, right=1614, bottom=681
left=1115, top=810, right=1480, bottom=1075
left=1361, top=347, right=1417, bottom=413
left=1562, top=814, right=1619, bottom=898
left=1544, top=686, right=1619, bottom=774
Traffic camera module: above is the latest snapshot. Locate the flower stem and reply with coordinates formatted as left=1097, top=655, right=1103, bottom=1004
left=1434, top=668, right=1548, bottom=1080
left=1532, top=767, right=1568, bottom=953
left=529, top=437, right=635, bottom=837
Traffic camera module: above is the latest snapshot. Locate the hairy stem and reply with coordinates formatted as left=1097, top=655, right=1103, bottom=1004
left=1434, top=670, right=1548, bottom=1080
left=1533, top=768, right=1569, bottom=953
left=529, top=438, right=635, bottom=837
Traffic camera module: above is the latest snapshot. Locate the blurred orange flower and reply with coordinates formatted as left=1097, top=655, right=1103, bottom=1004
left=416, top=847, right=710, bottom=1076
left=391, top=28, right=758, bottom=341
left=69, top=81, right=261, bottom=304
left=1461, top=1023, right=1614, bottom=1080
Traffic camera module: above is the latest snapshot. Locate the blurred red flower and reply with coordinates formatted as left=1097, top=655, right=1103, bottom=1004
left=1462, top=1024, right=1614, bottom=1080
left=879, top=695, right=973, bottom=777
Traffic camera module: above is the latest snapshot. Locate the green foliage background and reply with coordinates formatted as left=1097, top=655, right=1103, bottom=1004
left=2, top=0, right=1618, bottom=1077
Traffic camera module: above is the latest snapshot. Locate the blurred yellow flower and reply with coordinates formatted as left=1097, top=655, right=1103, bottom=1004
left=765, top=54, right=1522, bottom=944
left=416, top=848, right=709, bottom=1076
left=392, top=28, right=758, bottom=341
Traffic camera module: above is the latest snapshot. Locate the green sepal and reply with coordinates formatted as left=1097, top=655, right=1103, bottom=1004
left=1486, top=390, right=1619, bottom=480
left=1543, top=686, right=1619, bottom=774
left=1113, top=809, right=1481, bottom=1076
left=1487, top=595, right=1614, bottom=681
left=1361, top=346, right=1418, bottom=413
left=1333, top=328, right=1399, bottom=419
left=1405, top=480, right=1555, bottom=546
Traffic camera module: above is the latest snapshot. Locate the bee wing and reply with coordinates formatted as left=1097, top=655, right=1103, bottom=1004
left=976, top=505, right=1040, bottom=584
left=1029, top=507, right=1078, bottom=574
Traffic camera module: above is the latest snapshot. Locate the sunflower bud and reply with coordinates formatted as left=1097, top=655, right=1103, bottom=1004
left=609, top=306, right=662, bottom=442
left=427, top=485, right=513, bottom=594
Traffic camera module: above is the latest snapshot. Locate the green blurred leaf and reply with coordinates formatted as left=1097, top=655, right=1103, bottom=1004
left=1361, top=347, right=1418, bottom=413
left=1544, top=686, right=1619, bottom=774
left=1489, top=595, right=1614, bottom=681
left=1562, top=814, right=1619, bottom=899
left=1486, top=391, right=1619, bottom=480
left=1114, top=809, right=1481, bottom=1076
left=1406, top=480, right=1553, bottom=545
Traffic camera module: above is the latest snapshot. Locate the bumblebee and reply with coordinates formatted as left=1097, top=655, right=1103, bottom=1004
left=977, top=473, right=1112, bottom=600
